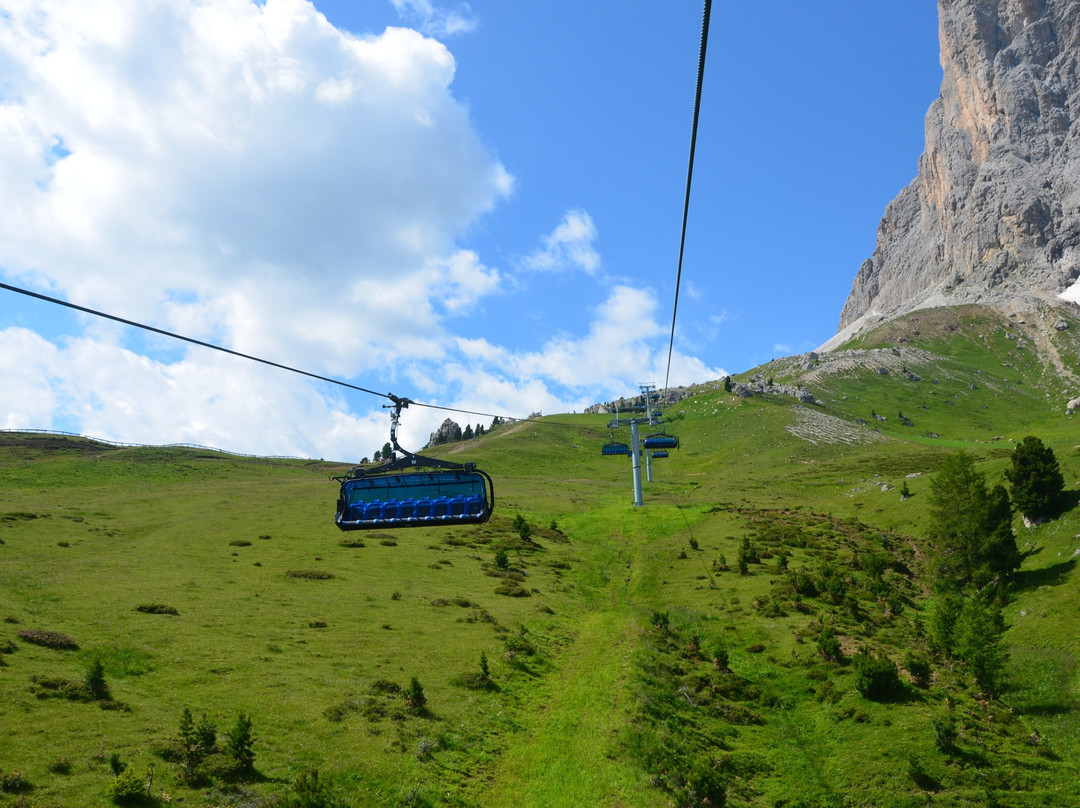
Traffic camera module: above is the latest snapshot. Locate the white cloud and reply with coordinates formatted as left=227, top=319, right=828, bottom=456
left=0, top=1, right=723, bottom=457
left=389, top=0, right=478, bottom=38
left=773, top=343, right=793, bottom=356
left=0, top=328, right=63, bottom=430
left=0, top=0, right=510, bottom=375
left=522, top=210, right=600, bottom=274
left=449, top=284, right=724, bottom=402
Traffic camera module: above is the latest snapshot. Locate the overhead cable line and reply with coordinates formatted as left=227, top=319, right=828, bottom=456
left=662, top=0, right=712, bottom=398
left=0, top=280, right=516, bottom=424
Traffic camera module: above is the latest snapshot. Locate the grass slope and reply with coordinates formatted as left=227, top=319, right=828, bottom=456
left=1, top=305, right=1079, bottom=807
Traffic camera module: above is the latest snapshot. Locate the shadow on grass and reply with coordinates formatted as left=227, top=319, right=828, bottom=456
left=1013, top=558, right=1075, bottom=590
left=1049, top=489, right=1080, bottom=519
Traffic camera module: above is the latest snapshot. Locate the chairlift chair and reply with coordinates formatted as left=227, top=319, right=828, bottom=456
left=334, top=396, right=494, bottom=531
left=643, top=433, right=679, bottom=450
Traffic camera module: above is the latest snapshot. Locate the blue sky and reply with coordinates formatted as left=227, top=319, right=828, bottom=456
left=0, top=0, right=942, bottom=458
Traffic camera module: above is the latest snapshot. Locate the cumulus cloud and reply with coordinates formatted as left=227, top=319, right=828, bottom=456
left=451, top=285, right=724, bottom=398
left=522, top=210, right=600, bottom=274
left=0, top=0, right=510, bottom=374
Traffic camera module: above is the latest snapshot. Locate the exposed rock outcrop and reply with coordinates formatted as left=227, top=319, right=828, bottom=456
left=837, top=0, right=1080, bottom=338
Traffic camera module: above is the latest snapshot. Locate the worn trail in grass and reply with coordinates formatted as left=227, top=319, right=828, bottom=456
left=475, top=507, right=663, bottom=808
left=477, top=608, right=658, bottom=808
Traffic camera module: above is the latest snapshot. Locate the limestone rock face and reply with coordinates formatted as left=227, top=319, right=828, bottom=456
left=838, top=0, right=1080, bottom=334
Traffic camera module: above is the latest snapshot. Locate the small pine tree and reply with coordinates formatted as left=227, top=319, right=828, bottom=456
left=85, top=658, right=110, bottom=701
left=225, top=712, right=256, bottom=770
left=955, top=597, right=1008, bottom=694
left=494, top=549, right=509, bottom=570
left=405, top=677, right=427, bottom=712
left=479, top=651, right=490, bottom=681
left=463, top=424, right=474, bottom=440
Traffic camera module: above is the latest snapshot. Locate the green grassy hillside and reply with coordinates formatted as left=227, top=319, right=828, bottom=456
left=2, top=304, right=1079, bottom=807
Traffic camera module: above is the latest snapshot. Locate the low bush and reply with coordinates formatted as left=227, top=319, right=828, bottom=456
left=904, top=652, right=932, bottom=688
left=933, top=714, right=958, bottom=755
left=817, top=628, right=843, bottom=663
left=135, top=604, right=179, bottom=616
left=49, top=757, right=72, bottom=775
left=30, top=674, right=93, bottom=701
left=0, top=770, right=29, bottom=793
left=285, top=570, right=332, bottom=580
left=493, top=582, right=530, bottom=597
left=196, top=752, right=245, bottom=782
left=18, top=629, right=79, bottom=650
left=338, top=538, right=365, bottom=548
left=104, top=766, right=147, bottom=805
left=228, top=539, right=252, bottom=547
left=852, top=648, right=903, bottom=701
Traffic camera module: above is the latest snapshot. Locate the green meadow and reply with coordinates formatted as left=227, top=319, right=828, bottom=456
left=2, top=304, right=1080, bottom=807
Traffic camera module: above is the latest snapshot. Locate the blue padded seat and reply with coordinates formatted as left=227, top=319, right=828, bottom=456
left=465, top=494, right=483, bottom=516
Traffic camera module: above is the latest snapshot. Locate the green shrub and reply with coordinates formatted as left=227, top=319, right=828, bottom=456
left=283, top=769, right=348, bottom=808
left=48, top=757, right=72, bottom=775
left=30, top=674, right=93, bottom=701
left=852, top=649, right=902, bottom=701
left=104, top=766, right=146, bottom=805
left=904, top=652, right=932, bottom=688
left=817, top=628, right=843, bottom=663
left=493, top=582, right=529, bottom=597
left=0, top=770, right=29, bottom=793
left=493, top=549, right=509, bottom=569
left=933, top=714, right=958, bottom=755
left=196, top=752, right=244, bottom=782
left=109, top=753, right=127, bottom=776
left=285, top=570, right=332, bottom=580
left=135, top=604, right=179, bottom=616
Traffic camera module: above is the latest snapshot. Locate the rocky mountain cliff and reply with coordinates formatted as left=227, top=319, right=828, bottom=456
left=835, top=0, right=1080, bottom=342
